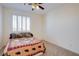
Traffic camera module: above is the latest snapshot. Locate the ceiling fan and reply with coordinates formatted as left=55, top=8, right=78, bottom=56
left=24, top=3, right=44, bottom=11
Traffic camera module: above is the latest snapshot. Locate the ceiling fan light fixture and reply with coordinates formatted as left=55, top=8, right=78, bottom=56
left=26, top=3, right=44, bottom=11
left=36, top=6, right=40, bottom=9
left=32, top=4, right=40, bottom=10
left=32, top=5, right=35, bottom=9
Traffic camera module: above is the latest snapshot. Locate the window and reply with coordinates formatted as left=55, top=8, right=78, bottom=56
left=12, top=15, right=30, bottom=32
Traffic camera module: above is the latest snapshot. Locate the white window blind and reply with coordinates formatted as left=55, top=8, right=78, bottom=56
left=13, top=15, right=17, bottom=32
left=18, top=16, right=22, bottom=31
left=22, top=16, right=26, bottom=31
left=12, top=15, right=30, bottom=32
left=27, top=17, right=30, bottom=32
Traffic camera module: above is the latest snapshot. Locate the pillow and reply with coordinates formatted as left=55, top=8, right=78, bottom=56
left=23, top=32, right=33, bottom=38
left=9, top=32, right=33, bottom=39
left=9, top=33, right=16, bottom=39
left=16, top=33, right=23, bottom=38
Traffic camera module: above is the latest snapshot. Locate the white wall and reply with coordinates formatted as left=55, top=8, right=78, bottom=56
left=0, top=6, right=3, bottom=48
left=44, top=4, right=79, bottom=54
left=1, top=7, right=44, bottom=46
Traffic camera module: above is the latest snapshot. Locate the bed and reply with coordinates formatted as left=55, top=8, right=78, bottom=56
left=3, top=32, right=46, bottom=56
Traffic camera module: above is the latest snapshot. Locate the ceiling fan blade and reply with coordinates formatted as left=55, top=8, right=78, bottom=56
left=39, top=5, right=44, bottom=10
left=28, top=3, right=32, bottom=5
left=24, top=3, right=26, bottom=5
left=38, top=3, right=43, bottom=4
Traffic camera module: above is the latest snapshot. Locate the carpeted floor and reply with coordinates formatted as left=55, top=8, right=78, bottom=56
left=43, top=41, right=79, bottom=56
left=0, top=47, right=4, bottom=56
left=0, top=40, right=79, bottom=56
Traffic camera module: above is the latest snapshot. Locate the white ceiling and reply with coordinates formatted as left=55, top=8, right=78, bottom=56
left=0, top=3, right=64, bottom=15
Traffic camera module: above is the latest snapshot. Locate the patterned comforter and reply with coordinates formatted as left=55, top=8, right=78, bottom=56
left=3, top=37, right=46, bottom=56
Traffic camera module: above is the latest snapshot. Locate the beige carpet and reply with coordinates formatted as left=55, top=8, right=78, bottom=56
left=43, top=40, right=79, bottom=56
left=0, top=40, right=79, bottom=56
